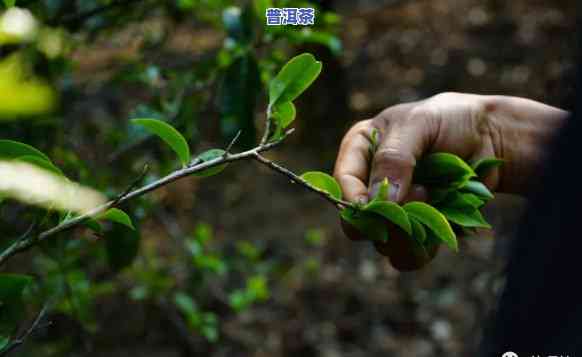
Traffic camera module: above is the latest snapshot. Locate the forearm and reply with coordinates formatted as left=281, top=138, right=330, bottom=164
left=484, top=95, right=568, bottom=195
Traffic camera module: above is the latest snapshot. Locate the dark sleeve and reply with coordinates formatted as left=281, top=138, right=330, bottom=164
left=480, top=46, right=582, bottom=356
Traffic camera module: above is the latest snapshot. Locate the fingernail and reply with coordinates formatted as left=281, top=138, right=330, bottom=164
left=389, top=182, right=400, bottom=201
left=357, top=195, right=368, bottom=205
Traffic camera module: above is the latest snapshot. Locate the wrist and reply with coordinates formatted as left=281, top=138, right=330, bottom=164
left=482, top=95, right=568, bottom=195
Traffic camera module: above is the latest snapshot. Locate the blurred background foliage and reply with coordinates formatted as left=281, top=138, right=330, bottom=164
left=0, top=0, right=576, bottom=356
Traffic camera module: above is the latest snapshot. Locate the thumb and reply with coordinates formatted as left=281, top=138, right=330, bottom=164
left=368, top=119, right=429, bottom=202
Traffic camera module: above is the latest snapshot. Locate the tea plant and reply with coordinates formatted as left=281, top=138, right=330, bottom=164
left=0, top=2, right=500, bottom=353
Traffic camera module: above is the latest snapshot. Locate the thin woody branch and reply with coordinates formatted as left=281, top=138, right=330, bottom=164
left=0, top=305, right=51, bottom=356
left=0, top=138, right=284, bottom=266
left=252, top=152, right=351, bottom=209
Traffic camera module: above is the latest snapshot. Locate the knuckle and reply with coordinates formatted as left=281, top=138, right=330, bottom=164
left=347, top=119, right=373, bottom=136
left=373, top=148, right=416, bottom=169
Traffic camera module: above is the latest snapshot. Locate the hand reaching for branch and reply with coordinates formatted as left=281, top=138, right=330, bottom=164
left=334, top=92, right=567, bottom=268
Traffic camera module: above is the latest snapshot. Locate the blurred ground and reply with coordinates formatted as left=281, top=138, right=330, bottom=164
left=21, top=0, right=577, bottom=356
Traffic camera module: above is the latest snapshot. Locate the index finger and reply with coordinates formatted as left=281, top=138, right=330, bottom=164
left=334, top=120, right=374, bottom=203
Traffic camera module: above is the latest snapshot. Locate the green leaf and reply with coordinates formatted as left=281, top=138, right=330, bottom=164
left=0, top=139, right=51, bottom=162
left=363, top=200, right=411, bottom=235
left=340, top=207, right=388, bottom=242
left=98, top=208, right=135, bottom=230
left=3, top=0, right=15, bottom=8
left=193, top=149, right=228, bottom=177
left=131, top=118, right=190, bottom=166
left=0, top=56, right=56, bottom=116
left=413, top=152, right=476, bottom=187
left=459, top=192, right=485, bottom=208
left=271, top=101, right=296, bottom=133
left=460, top=180, right=494, bottom=200
left=300, top=171, right=342, bottom=200
left=371, top=177, right=390, bottom=202
left=15, top=155, right=63, bottom=176
left=472, top=157, right=504, bottom=178
left=440, top=206, right=491, bottom=229
left=409, top=217, right=427, bottom=244
left=219, top=54, right=260, bottom=149
left=105, top=221, right=140, bottom=272
left=268, top=53, right=322, bottom=107
left=403, top=202, right=457, bottom=252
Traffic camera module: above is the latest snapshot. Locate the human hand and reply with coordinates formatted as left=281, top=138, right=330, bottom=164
left=334, top=92, right=566, bottom=269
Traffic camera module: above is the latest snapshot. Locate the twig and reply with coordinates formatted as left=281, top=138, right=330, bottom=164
left=0, top=138, right=285, bottom=266
left=252, top=152, right=351, bottom=209
left=260, top=108, right=273, bottom=145
left=225, top=130, right=242, bottom=155
left=0, top=305, right=51, bottom=356
left=112, top=164, right=149, bottom=205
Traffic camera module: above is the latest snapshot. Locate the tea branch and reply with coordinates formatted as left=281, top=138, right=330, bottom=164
left=0, top=129, right=350, bottom=266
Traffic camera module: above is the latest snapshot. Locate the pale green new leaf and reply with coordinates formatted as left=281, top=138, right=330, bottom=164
left=131, top=118, right=190, bottom=166
left=403, top=202, right=457, bottom=252
left=300, top=171, right=342, bottom=200
left=271, top=101, right=296, bottom=129
left=193, top=149, right=228, bottom=177
left=270, top=101, right=296, bottom=140
left=460, top=180, right=494, bottom=200
left=370, top=177, right=389, bottom=202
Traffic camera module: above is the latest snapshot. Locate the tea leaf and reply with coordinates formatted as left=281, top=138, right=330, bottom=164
left=269, top=53, right=322, bottom=107
left=0, top=139, right=50, bottom=162
left=460, top=180, right=494, bottom=200
left=193, top=149, right=228, bottom=177
left=409, top=217, right=426, bottom=244
left=99, top=208, right=135, bottom=230
left=300, top=171, right=342, bottom=200
left=472, top=157, right=504, bottom=178
left=403, top=202, right=457, bottom=252
left=364, top=200, right=411, bottom=235
left=370, top=177, right=390, bottom=202
left=440, top=206, right=491, bottom=229
left=414, top=152, right=475, bottom=187
left=131, top=118, right=190, bottom=166
left=270, top=101, right=296, bottom=140
left=340, top=207, right=388, bottom=242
